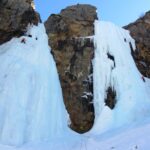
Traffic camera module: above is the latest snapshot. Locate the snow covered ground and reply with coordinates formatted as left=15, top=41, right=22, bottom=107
left=0, top=118, right=150, bottom=150
left=0, top=21, right=149, bottom=150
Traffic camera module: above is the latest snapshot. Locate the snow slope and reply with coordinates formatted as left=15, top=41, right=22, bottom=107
left=0, top=24, right=70, bottom=146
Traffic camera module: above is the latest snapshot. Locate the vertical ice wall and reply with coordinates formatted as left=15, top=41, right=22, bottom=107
left=92, top=21, right=150, bottom=134
left=0, top=24, right=69, bottom=146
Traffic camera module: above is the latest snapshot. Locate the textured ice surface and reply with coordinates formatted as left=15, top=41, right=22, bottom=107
left=0, top=21, right=150, bottom=150
left=91, top=21, right=150, bottom=134
left=0, top=24, right=69, bottom=145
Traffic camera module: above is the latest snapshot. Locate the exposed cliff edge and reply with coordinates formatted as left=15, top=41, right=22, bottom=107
left=0, top=0, right=40, bottom=44
left=125, top=11, right=150, bottom=78
left=45, top=4, right=97, bottom=133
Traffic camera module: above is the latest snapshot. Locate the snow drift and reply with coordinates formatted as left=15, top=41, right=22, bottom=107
left=0, top=24, right=69, bottom=146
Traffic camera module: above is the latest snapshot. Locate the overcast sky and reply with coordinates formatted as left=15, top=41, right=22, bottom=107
left=34, top=0, right=150, bottom=26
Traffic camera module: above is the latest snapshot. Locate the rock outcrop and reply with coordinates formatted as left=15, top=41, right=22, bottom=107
left=0, top=0, right=40, bottom=44
left=45, top=4, right=97, bottom=133
left=125, top=11, right=150, bottom=78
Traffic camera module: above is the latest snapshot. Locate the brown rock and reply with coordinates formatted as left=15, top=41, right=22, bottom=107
left=0, top=0, right=40, bottom=44
left=124, top=11, right=150, bottom=78
left=105, top=87, right=116, bottom=109
left=45, top=4, right=97, bottom=133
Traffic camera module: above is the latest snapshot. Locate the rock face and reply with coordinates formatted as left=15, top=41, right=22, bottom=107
left=125, top=11, right=150, bottom=78
left=45, top=4, right=97, bottom=133
left=0, top=0, right=40, bottom=44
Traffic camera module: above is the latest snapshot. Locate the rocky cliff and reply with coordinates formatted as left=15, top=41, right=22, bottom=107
left=45, top=4, right=97, bottom=133
left=125, top=11, right=150, bottom=78
left=0, top=0, right=40, bottom=44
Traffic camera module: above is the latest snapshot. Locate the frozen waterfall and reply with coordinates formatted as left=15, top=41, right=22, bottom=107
left=0, top=21, right=150, bottom=150
left=0, top=24, right=69, bottom=146
left=91, top=21, right=150, bottom=134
